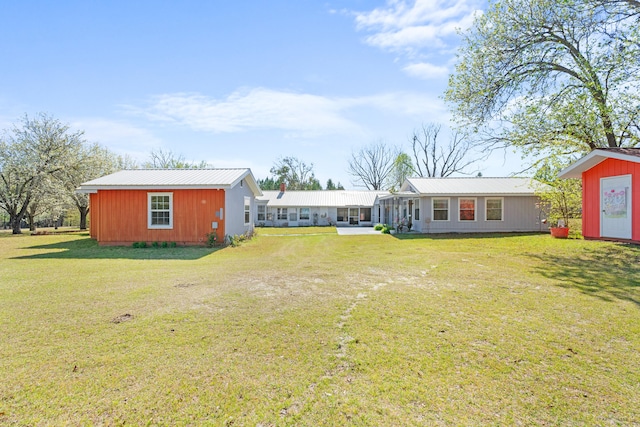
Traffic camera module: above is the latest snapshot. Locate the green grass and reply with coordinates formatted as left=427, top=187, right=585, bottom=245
left=1, top=231, right=639, bottom=425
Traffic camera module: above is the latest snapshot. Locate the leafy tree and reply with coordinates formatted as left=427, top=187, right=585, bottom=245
left=387, top=152, right=415, bottom=191
left=348, top=141, right=398, bottom=190
left=446, top=0, right=640, bottom=165
left=64, top=143, right=120, bottom=230
left=143, top=148, right=210, bottom=169
left=411, top=123, right=482, bottom=177
left=116, top=153, right=139, bottom=170
left=258, top=176, right=279, bottom=190
left=268, top=157, right=322, bottom=190
left=25, top=176, right=66, bottom=231
left=325, top=179, right=345, bottom=190
left=534, top=160, right=582, bottom=228
left=0, top=113, right=85, bottom=234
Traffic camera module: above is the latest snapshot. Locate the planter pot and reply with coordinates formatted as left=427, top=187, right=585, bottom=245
left=550, top=227, right=569, bottom=238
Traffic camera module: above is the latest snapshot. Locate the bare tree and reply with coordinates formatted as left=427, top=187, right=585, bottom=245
left=143, top=148, right=210, bottom=169
left=411, top=123, right=482, bottom=177
left=348, top=141, right=398, bottom=190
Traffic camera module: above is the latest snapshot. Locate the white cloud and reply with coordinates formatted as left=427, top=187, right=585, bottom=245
left=124, top=88, right=362, bottom=137
left=353, top=0, right=483, bottom=53
left=71, top=118, right=162, bottom=160
left=123, top=88, right=445, bottom=136
left=402, top=62, right=449, bottom=79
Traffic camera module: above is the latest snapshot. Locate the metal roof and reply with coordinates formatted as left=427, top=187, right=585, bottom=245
left=257, top=190, right=389, bottom=207
left=78, top=168, right=262, bottom=195
left=402, top=177, right=544, bottom=195
left=559, top=148, right=640, bottom=179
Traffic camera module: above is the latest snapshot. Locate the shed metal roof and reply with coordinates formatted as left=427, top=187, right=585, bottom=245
left=402, top=177, right=544, bottom=195
left=257, top=190, right=389, bottom=207
left=78, top=168, right=262, bottom=195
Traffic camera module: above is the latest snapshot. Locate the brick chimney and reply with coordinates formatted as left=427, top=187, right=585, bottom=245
left=279, top=183, right=286, bottom=192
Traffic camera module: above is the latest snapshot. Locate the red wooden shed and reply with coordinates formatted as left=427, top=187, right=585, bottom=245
left=559, top=148, right=640, bottom=243
left=77, top=168, right=262, bottom=246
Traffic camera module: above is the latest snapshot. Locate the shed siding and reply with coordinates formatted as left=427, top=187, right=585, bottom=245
left=582, top=158, right=640, bottom=241
left=92, top=189, right=225, bottom=245
left=224, top=179, right=256, bottom=236
left=89, top=193, right=98, bottom=240
left=420, top=196, right=543, bottom=233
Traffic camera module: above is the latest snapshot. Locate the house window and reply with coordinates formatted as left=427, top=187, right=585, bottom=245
left=148, top=193, right=173, bottom=229
left=414, top=199, right=420, bottom=221
left=277, top=208, right=288, bottom=220
left=300, top=208, right=310, bottom=220
left=337, top=208, right=348, bottom=222
left=244, top=197, right=251, bottom=225
left=257, top=205, right=266, bottom=221
left=486, top=198, right=503, bottom=221
left=459, top=198, right=476, bottom=221
left=432, top=198, right=449, bottom=221
left=289, top=208, right=298, bottom=222
left=360, top=208, right=371, bottom=222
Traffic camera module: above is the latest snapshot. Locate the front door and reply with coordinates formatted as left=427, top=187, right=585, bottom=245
left=349, top=208, right=359, bottom=225
left=601, top=175, right=632, bottom=239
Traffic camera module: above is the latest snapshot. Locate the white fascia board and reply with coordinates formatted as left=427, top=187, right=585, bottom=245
left=559, top=150, right=640, bottom=179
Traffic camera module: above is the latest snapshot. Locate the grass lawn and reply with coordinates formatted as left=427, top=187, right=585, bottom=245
left=1, top=230, right=639, bottom=425
left=256, top=226, right=337, bottom=235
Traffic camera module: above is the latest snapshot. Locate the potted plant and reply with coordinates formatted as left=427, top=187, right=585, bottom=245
left=535, top=161, right=582, bottom=238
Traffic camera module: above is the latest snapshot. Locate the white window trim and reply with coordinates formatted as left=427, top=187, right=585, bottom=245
left=432, top=197, right=450, bottom=222
left=458, top=197, right=477, bottom=222
left=244, top=197, right=251, bottom=226
left=485, top=197, right=504, bottom=221
left=148, top=192, right=173, bottom=229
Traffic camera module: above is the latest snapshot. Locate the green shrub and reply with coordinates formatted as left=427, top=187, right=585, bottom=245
left=205, top=232, right=218, bottom=248
left=161, top=241, right=168, bottom=248
left=169, top=242, right=177, bottom=248
left=132, top=241, right=147, bottom=248
left=151, top=241, right=160, bottom=248
left=374, top=223, right=384, bottom=231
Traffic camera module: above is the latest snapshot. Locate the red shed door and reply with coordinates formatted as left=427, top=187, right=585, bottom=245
left=600, top=175, right=632, bottom=239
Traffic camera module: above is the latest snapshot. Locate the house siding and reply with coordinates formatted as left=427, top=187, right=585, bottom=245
left=581, top=158, right=640, bottom=241
left=92, top=189, right=225, bottom=245
left=417, top=196, right=543, bottom=233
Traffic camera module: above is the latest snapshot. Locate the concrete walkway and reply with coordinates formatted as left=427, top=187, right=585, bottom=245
left=336, top=227, right=382, bottom=235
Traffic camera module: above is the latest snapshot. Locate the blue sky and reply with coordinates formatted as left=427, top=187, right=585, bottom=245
left=1, top=0, right=524, bottom=188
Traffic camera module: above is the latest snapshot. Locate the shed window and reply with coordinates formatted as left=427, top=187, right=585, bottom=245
left=148, top=193, right=173, bottom=229
left=244, top=197, right=251, bottom=225
left=432, top=198, right=449, bottom=221
left=486, top=198, right=503, bottom=221
left=300, top=208, right=310, bottom=220
left=459, top=198, right=476, bottom=221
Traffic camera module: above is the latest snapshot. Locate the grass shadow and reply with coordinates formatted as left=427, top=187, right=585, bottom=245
left=527, top=244, right=640, bottom=307
left=12, top=236, right=217, bottom=260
